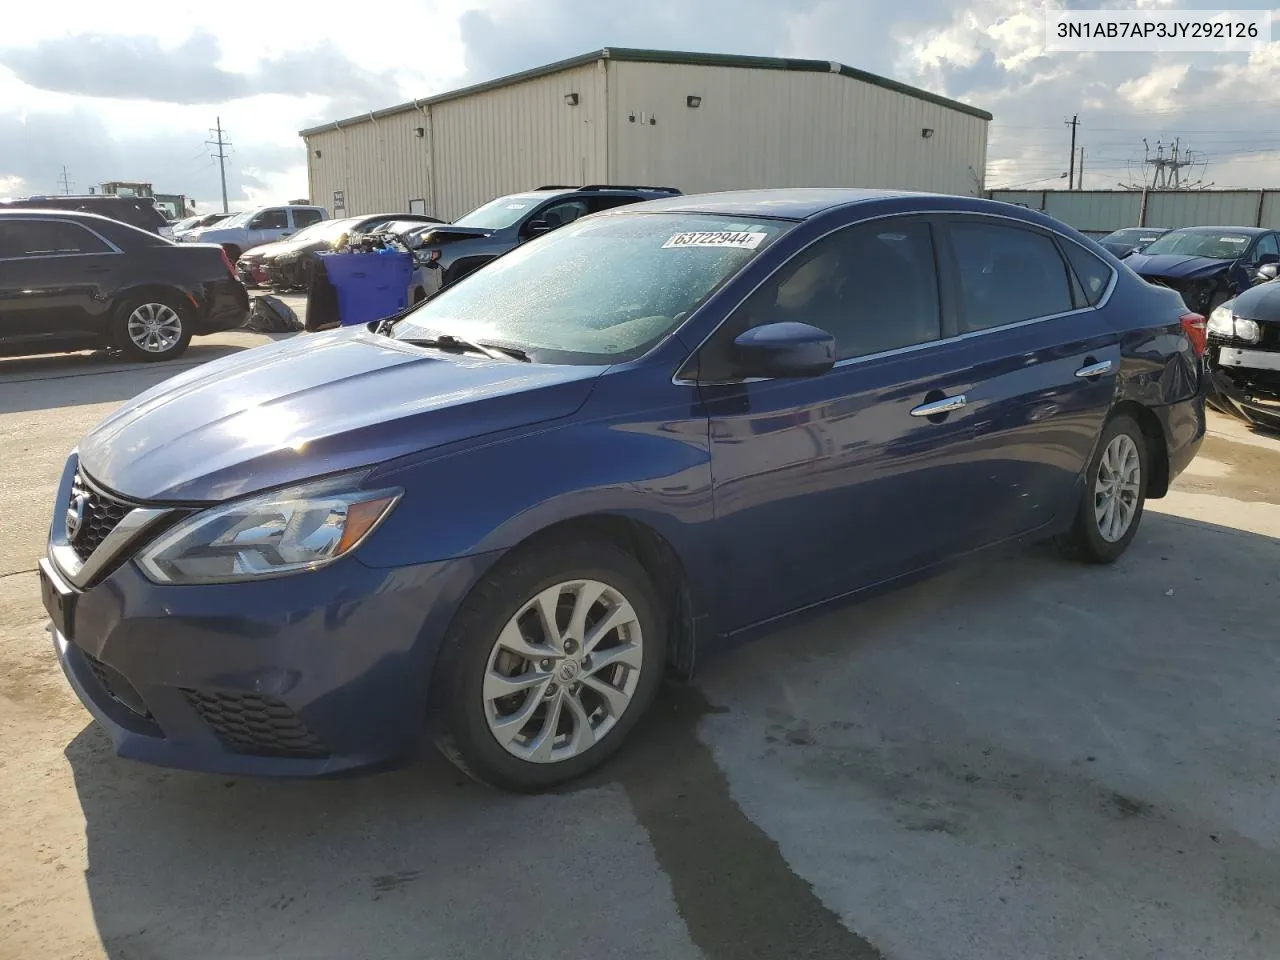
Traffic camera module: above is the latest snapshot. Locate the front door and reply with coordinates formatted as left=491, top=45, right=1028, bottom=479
left=247, top=208, right=290, bottom=248
left=698, top=216, right=997, bottom=630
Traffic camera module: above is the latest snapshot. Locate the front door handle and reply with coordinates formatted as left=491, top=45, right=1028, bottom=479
left=910, top=394, right=967, bottom=418
left=1074, top=359, right=1113, bottom=379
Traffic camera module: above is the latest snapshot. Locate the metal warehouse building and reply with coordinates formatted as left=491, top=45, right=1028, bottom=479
left=300, top=47, right=991, bottom=222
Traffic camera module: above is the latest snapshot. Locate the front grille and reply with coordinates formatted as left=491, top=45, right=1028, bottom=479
left=67, top=471, right=132, bottom=562
left=84, top=652, right=152, bottom=719
left=181, top=690, right=329, bottom=758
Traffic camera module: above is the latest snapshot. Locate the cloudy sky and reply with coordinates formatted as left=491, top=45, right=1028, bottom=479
left=2, top=0, right=1278, bottom=212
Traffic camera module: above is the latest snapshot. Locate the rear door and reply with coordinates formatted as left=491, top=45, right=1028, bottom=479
left=0, top=218, right=118, bottom=349
left=291, top=208, right=324, bottom=232
left=936, top=216, right=1119, bottom=540
left=699, top=215, right=1004, bottom=629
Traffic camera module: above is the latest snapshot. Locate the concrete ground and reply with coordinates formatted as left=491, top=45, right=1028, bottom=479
left=2, top=318, right=1279, bottom=960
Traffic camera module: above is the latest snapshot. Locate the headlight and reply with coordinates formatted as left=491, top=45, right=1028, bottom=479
left=1207, top=304, right=1261, bottom=343
left=1208, top=305, right=1234, bottom=337
left=136, top=475, right=401, bottom=584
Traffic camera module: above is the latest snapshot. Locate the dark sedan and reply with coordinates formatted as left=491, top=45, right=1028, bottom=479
left=1206, top=277, right=1280, bottom=429
left=40, top=189, right=1205, bottom=791
left=0, top=210, right=250, bottom=361
left=1125, top=226, right=1280, bottom=315
left=237, top=213, right=444, bottom=289
left=1098, top=226, right=1167, bottom=259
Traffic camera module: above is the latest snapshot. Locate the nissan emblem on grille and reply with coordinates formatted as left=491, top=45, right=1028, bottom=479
left=65, top=490, right=89, bottom=542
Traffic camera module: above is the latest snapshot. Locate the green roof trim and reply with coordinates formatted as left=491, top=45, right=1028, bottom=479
left=299, top=47, right=991, bottom=137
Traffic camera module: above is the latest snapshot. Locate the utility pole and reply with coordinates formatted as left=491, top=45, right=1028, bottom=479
left=206, top=117, right=231, bottom=213
left=57, top=165, right=73, bottom=195
left=1077, top=147, right=1084, bottom=190
left=1065, top=114, right=1079, bottom=190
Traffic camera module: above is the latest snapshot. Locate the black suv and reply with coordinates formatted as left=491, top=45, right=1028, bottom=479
left=0, top=195, right=171, bottom=235
left=408, top=184, right=680, bottom=291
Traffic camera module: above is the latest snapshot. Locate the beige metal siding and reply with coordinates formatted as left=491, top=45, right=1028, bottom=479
left=607, top=61, right=987, bottom=196
left=431, top=61, right=607, bottom=221
left=304, top=61, right=608, bottom=221
left=304, top=110, right=435, bottom=218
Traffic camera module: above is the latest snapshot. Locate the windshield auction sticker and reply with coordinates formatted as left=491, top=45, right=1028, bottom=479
left=1046, top=9, right=1269, bottom=51
left=663, top=231, right=768, bottom=250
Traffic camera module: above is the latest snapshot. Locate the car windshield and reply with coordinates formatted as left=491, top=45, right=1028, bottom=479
left=217, top=210, right=252, bottom=228
left=172, top=216, right=198, bottom=232
left=392, top=212, right=790, bottom=363
left=1106, top=228, right=1161, bottom=242
left=453, top=195, right=541, bottom=230
left=1140, top=229, right=1254, bottom=259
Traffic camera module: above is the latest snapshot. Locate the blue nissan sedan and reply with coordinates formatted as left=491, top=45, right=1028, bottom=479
left=41, top=190, right=1207, bottom=791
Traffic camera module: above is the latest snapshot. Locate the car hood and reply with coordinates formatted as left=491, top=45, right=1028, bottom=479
left=77, top=328, right=605, bottom=502
left=414, top=225, right=493, bottom=246
left=1228, top=278, right=1280, bottom=322
left=245, top=236, right=322, bottom=261
left=1126, top=252, right=1232, bottom=279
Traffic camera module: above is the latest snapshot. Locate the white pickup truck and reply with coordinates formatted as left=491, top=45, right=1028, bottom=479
left=182, top=204, right=328, bottom=260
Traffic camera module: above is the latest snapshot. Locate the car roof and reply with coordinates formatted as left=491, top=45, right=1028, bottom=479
left=0, top=207, right=122, bottom=223
left=1171, top=225, right=1268, bottom=234
left=622, top=188, right=1029, bottom=221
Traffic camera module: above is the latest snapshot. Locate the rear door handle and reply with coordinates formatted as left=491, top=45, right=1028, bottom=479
left=1074, top=359, right=1113, bottom=379
left=910, top=394, right=967, bottom=418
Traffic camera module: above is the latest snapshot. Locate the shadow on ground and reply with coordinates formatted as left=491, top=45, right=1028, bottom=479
left=65, top=512, right=1280, bottom=960
left=0, top=335, right=299, bottom=415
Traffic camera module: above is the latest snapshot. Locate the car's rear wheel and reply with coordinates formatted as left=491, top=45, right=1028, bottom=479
left=1056, top=413, right=1149, bottom=564
left=112, top=295, right=193, bottom=362
left=433, top=537, right=666, bottom=792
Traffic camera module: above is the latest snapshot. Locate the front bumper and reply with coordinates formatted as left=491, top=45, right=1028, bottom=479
left=43, top=540, right=495, bottom=777
left=1206, top=342, right=1280, bottom=429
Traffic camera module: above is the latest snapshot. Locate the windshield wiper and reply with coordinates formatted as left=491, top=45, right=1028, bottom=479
left=400, top=333, right=530, bottom=362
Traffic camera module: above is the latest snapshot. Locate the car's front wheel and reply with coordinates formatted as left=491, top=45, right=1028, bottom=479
left=1056, top=413, right=1149, bottom=563
left=434, top=536, right=666, bottom=791
left=112, top=295, right=193, bottom=361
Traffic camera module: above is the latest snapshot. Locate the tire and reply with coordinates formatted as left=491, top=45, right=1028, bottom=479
left=433, top=536, right=667, bottom=792
left=111, top=293, right=193, bottom=362
left=1055, top=413, right=1149, bottom=564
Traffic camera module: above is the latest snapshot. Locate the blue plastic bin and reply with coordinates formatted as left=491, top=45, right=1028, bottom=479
left=318, top=250, right=414, bottom=327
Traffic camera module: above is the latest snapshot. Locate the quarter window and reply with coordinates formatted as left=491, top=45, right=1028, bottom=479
left=702, top=219, right=942, bottom=378
left=0, top=220, right=112, bottom=257
left=948, top=222, right=1074, bottom=331
left=1062, top=240, right=1113, bottom=307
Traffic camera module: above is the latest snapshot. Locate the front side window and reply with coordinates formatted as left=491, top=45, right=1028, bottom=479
left=1140, top=229, right=1253, bottom=260
left=699, top=218, right=942, bottom=380
left=252, top=209, right=288, bottom=230
left=392, top=213, right=790, bottom=364
left=1253, top=233, right=1279, bottom=261
left=0, top=220, right=112, bottom=257
left=293, top=209, right=324, bottom=228
left=948, top=221, right=1074, bottom=331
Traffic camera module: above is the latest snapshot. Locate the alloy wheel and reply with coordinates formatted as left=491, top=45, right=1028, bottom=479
left=483, top=579, right=644, bottom=764
left=1094, top=433, right=1141, bottom=543
left=126, top=303, right=183, bottom=354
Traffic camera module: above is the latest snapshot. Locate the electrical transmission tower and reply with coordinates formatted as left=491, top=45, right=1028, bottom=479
left=57, top=165, right=74, bottom=195
left=1140, top=139, right=1210, bottom=190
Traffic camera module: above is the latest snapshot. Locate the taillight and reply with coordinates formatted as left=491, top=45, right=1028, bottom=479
left=219, top=249, right=235, bottom=276
left=1180, top=312, right=1207, bottom=357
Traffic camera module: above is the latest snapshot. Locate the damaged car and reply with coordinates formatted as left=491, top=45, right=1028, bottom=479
left=1124, top=225, right=1280, bottom=315
left=1206, top=263, right=1280, bottom=429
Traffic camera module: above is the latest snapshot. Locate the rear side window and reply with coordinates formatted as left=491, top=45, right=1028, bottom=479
left=1061, top=241, right=1112, bottom=306
left=0, top=220, right=113, bottom=257
left=948, top=221, right=1074, bottom=331
left=293, top=208, right=324, bottom=228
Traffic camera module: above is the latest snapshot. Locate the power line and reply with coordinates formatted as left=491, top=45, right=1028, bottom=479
left=205, top=117, right=231, bottom=214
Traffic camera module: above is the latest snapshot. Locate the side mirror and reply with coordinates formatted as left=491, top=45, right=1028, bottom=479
left=732, top=322, right=835, bottom=379
left=1254, top=262, right=1279, bottom=283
